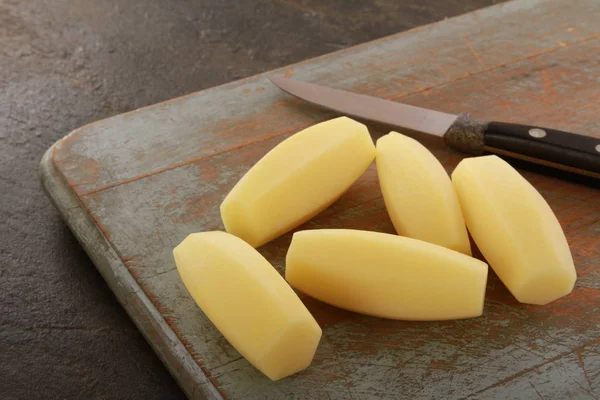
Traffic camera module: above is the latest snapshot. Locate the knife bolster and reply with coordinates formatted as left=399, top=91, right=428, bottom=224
left=444, top=113, right=486, bottom=154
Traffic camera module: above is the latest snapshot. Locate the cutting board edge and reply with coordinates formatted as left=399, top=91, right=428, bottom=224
left=39, top=144, right=221, bottom=400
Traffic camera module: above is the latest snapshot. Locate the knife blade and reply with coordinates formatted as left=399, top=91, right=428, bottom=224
left=270, top=77, right=600, bottom=179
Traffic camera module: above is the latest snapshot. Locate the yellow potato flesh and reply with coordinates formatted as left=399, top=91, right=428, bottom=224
left=376, top=132, right=471, bottom=255
left=451, top=155, right=576, bottom=305
left=220, top=117, right=375, bottom=247
left=173, top=231, right=322, bottom=380
left=285, top=229, right=488, bottom=320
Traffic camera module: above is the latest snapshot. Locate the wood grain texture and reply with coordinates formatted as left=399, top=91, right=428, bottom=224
left=41, top=0, right=600, bottom=398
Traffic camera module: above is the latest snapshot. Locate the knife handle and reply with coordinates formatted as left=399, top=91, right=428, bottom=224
left=483, top=121, right=600, bottom=179
left=444, top=114, right=600, bottom=179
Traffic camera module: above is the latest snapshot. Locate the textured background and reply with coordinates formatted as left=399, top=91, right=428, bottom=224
left=1, top=1, right=504, bottom=398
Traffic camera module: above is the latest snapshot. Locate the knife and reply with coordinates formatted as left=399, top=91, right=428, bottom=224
left=270, top=77, right=600, bottom=179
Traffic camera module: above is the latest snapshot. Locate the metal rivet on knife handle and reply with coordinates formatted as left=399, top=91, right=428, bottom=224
left=528, top=128, right=547, bottom=138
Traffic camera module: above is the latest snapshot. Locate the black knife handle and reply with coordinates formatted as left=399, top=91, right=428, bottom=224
left=444, top=114, right=600, bottom=179
left=483, top=121, right=600, bottom=178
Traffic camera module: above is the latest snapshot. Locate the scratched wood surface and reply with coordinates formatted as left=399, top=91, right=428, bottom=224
left=40, top=0, right=600, bottom=398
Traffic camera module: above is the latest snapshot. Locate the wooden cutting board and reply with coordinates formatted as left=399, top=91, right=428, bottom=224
left=40, top=0, right=600, bottom=398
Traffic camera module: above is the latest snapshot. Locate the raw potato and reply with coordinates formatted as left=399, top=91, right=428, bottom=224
left=452, top=155, right=576, bottom=305
left=173, top=231, right=322, bottom=380
left=221, top=117, right=375, bottom=247
left=286, top=229, right=488, bottom=320
left=376, top=132, right=471, bottom=255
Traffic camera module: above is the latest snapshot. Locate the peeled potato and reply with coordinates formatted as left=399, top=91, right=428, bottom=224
left=221, top=116, right=375, bottom=247
left=452, top=155, right=576, bottom=305
left=286, top=229, right=488, bottom=320
left=376, top=132, right=471, bottom=254
left=173, top=231, right=322, bottom=380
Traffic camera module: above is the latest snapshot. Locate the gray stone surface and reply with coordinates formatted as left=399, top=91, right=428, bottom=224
left=1, top=1, right=503, bottom=398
